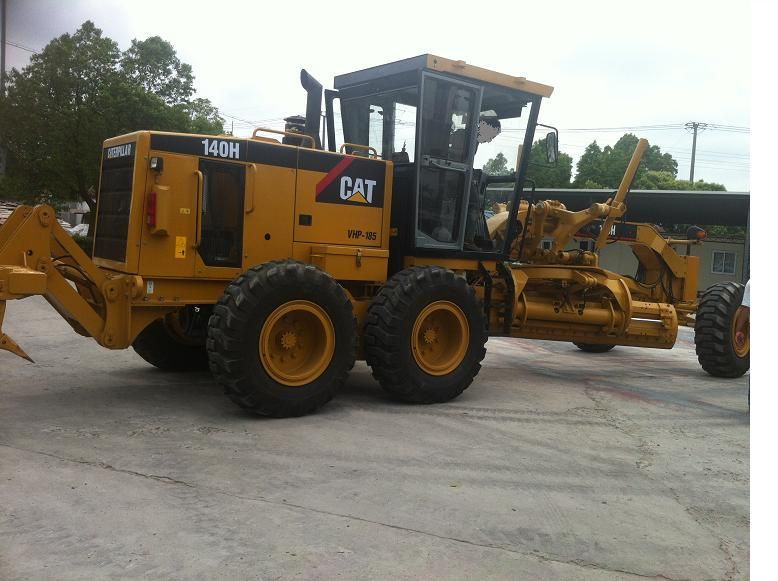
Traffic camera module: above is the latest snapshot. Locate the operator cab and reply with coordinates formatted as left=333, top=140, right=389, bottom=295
left=329, top=55, right=554, bottom=268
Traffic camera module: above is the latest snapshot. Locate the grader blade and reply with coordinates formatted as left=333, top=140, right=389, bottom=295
left=0, top=302, right=34, bottom=362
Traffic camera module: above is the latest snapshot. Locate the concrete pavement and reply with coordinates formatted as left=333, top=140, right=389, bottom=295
left=1, top=296, right=749, bottom=580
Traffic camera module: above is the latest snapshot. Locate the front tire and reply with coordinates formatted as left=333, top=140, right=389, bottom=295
left=694, top=281, right=749, bottom=378
left=207, top=261, right=356, bottom=417
left=573, top=342, right=615, bottom=353
left=132, top=307, right=210, bottom=371
left=364, top=266, right=488, bottom=403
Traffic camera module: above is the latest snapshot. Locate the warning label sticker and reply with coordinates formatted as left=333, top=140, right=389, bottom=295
left=175, top=236, right=187, bottom=259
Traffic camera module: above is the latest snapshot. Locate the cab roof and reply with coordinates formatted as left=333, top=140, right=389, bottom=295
left=334, top=54, right=554, bottom=98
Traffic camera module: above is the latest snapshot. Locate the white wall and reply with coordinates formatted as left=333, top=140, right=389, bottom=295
left=593, top=238, right=746, bottom=292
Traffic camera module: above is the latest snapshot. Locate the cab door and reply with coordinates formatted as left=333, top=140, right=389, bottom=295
left=414, top=73, right=482, bottom=250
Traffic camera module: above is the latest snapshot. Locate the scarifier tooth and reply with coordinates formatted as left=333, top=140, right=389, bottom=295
left=0, top=302, right=34, bottom=362
left=0, top=332, right=34, bottom=363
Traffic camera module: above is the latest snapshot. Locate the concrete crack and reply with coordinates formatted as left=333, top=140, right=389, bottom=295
left=718, top=539, right=739, bottom=581
left=580, top=390, right=739, bottom=580
left=2, top=442, right=684, bottom=580
left=0, top=443, right=194, bottom=488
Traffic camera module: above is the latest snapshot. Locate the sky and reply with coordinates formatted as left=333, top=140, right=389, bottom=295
left=3, top=0, right=751, bottom=190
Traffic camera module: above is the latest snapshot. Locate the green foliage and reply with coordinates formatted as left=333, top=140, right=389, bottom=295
left=72, top=234, right=94, bottom=255
left=573, top=133, right=680, bottom=189
left=571, top=134, right=737, bottom=236
left=573, top=142, right=605, bottom=187
left=184, top=98, right=225, bottom=135
left=0, top=21, right=224, bottom=209
left=632, top=170, right=679, bottom=190
left=482, top=152, right=512, bottom=176
left=663, top=223, right=745, bottom=240
left=703, top=225, right=745, bottom=239
left=0, top=22, right=120, bottom=208
left=484, top=138, right=572, bottom=187
left=633, top=170, right=726, bottom=191
left=578, top=178, right=606, bottom=189
left=526, top=137, right=573, bottom=187
left=690, top=179, right=726, bottom=191
left=121, top=36, right=194, bottom=105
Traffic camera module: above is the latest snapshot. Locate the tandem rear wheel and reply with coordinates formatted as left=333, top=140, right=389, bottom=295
left=206, top=260, right=357, bottom=417
left=364, top=266, right=488, bottom=404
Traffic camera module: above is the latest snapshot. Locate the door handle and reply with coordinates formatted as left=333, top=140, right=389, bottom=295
left=194, top=170, right=203, bottom=249
left=245, top=165, right=256, bottom=214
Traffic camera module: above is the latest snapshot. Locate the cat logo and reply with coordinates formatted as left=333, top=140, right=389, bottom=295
left=315, top=157, right=386, bottom=208
left=339, top=176, right=377, bottom=204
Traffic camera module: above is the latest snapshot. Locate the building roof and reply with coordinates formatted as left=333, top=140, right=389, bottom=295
left=486, top=188, right=750, bottom=226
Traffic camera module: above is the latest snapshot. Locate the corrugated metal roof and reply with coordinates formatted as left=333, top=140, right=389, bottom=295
left=486, top=188, right=750, bottom=226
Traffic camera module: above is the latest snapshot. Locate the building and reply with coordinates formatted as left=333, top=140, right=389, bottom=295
left=597, top=236, right=746, bottom=292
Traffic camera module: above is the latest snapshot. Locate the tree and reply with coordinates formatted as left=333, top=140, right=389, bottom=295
left=573, top=133, right=680, bottom=189
left=632, top=170, right=682, bottom=190
left=573, top=141, right=606, bottom=187
left=482, top=152, right=512, bottom=176
left=633, top=170, right=725, bottom=191
left=0, top=22, right=123, bottom=211
left=0, top=21, right=224, bottom=211
left=121, top=36, right=194, bottom=105
left=526, top=137, right=573, bottom=187
left=483, top=140, right=574, bottom=186
left=183, top=98, right=224, bottom=135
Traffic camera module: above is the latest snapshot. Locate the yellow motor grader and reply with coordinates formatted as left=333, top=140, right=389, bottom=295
left=0, top=55, right=748, bottom=416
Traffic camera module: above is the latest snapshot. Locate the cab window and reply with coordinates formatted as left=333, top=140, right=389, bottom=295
left=199, top=159, right=245, bottom=268
left=341, top=88, right=418, bottom=163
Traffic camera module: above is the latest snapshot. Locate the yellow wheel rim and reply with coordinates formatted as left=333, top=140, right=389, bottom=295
left=731, top=308, right=750, bottom=358
left=259, top=301, right=335, bottom=386
left=411, top=301, right=469, bottom=376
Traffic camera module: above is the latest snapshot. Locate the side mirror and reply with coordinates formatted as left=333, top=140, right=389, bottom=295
left=545, top=131, right=558, bottom=164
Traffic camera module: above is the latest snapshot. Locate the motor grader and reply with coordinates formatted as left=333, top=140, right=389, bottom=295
left=0, top=54, right=748, bottom=417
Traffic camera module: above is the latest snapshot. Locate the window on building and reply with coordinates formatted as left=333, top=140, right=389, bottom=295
left=712, top=250, right=736, bottom=275
left=541, top=240, right=553, bottom=250
left=579, top=240, right=595, bottom=251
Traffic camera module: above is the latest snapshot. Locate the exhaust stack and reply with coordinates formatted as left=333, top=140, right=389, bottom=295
left=300, top=69, right=323, bottom=148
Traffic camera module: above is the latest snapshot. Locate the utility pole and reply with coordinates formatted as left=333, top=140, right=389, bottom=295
left=0, top=0, right=6, bottom=177
left=685, top=121, right=708, bottom=182
left=0, top=0, right=6, bottom=95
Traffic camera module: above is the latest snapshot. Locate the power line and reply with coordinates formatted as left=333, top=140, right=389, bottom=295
left=707, top=123, right=750, bottom=131
left=557, top=141, right=749, bottom=166
left=5, top=39, right=38, bottom=53
left=552, top=123, right=683, bottom=132
left=503, top=122, right=751, bottom=134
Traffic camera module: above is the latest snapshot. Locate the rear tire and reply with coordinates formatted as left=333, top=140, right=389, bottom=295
left=207, top=260, right=356, bottom=417
left=573, top=342, right=615, bottom=353
left=132, top=308, right=210, bottom=371
left=695, top=281, right=749, bottom=378
left=364, top=266, right=488, bottom=403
